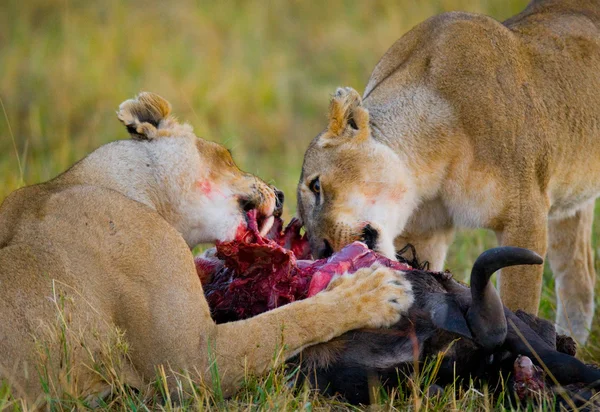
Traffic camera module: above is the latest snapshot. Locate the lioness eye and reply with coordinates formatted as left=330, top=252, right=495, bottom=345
left=309, top=177, right=321, bottom=195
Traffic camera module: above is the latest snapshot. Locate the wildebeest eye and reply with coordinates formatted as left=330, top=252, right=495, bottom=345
left=309, top=177, right=321, bottom=195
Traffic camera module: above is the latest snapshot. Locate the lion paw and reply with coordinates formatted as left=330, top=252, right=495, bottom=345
left=326, top=264, right=414, bottom=329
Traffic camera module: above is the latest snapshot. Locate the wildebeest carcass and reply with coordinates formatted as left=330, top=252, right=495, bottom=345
left=195, top=215, right=599, bottom=407
left=295, top=247, right=600, bottom=407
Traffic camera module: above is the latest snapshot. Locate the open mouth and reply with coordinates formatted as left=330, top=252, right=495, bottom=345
left=245, top=211, right=275, bottom=237
left=238, top=195, right=276, bottom=237
left=317, top=224, right=379, bottom=259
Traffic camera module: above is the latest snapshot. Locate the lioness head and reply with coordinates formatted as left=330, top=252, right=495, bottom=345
left=298, top=87, right=415, bottom=259
left=116, top=92, right=283, bottom=247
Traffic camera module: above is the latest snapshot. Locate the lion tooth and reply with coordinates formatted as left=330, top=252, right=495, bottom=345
left=259, top=215, right=275, bottom=237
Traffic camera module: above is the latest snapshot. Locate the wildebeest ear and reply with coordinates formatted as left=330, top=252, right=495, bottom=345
left=429, top=294, right=473, bottom=340
left=515, top=309, right=556, bottom=348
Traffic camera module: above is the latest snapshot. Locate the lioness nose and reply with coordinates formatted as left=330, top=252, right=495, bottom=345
left=274, top=188, right=284, bottom=217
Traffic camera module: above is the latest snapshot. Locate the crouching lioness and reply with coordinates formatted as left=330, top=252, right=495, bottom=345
left=0, top=92, right=412, bottom=404
left=298, top=0, right=600, bottom=343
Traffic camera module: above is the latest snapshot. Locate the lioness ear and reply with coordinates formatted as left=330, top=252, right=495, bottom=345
left=326, top=87, right=370, bottom=141
left=117, top=92, right=172, bottom=140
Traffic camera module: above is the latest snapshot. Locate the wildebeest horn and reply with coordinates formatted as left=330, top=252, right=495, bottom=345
left=466, top=247, right=543, bottom=350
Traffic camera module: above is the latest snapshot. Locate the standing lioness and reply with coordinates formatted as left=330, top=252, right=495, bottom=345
left=298, top=0, right=600, bottom=343
left=0, top=92, right=412, bottom=404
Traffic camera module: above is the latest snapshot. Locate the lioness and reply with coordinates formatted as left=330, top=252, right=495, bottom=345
left=0, top=92, right=412, bottom=403
left=298, top=0, right=600, bottom=343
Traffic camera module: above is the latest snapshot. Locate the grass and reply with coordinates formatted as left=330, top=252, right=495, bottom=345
left=0, top=0, right=598, bottom=409
left=0, top=313, right=575, bottom=411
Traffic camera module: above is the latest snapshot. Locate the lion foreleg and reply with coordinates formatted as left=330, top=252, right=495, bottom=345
left=496, top=205, right=548, bottom=316
left=548, top=201, right=596, bottom=344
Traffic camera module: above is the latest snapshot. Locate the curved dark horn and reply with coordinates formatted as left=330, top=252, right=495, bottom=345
left=466, top=246, right=543, bottom=350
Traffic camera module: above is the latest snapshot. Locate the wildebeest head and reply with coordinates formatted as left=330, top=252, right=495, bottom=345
left=296, top=247, right=600, bottom=406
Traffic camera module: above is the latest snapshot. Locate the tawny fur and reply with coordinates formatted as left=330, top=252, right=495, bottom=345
left=0, top=92, right=413, bottom=405
left=298, top=0, right=600, bottom=343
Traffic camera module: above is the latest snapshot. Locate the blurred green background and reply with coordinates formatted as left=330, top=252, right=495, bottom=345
left=1, top=0, right=598, bottom=354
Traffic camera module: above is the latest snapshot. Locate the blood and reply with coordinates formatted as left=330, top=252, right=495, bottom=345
left=195, top=180, right=212, bottom=196
left=513, top=355, right=545, bottom=400
left=195, top=210, right=411, bottom=323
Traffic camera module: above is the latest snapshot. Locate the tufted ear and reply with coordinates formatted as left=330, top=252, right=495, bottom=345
left=116, top=92, right=172, bottom=140
left=325, top=87, right=370, bottom=143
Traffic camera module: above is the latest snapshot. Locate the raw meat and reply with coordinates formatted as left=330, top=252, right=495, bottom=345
left=195, top=210, right=411, bottom=323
